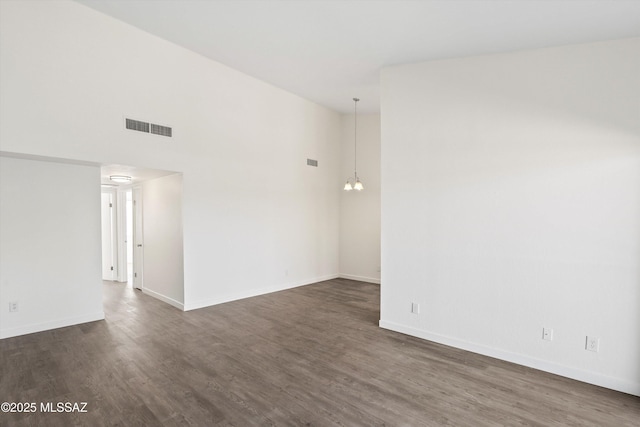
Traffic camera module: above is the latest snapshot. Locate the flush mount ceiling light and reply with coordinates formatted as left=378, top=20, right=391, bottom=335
left=109, top=175, right=132, bottom=183
left=344, top=97, right=364, bottom=192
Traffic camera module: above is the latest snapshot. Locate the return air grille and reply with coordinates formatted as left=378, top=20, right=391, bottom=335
left=150, top=123, right=172, bottom=137
left=125, top=118, right=172, bottom=137
left=126, top=118, right=149, bottom=133
left=307, top=158, right=318, bottom=167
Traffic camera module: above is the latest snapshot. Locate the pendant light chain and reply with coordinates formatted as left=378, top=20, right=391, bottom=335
left=354, top=97, right=358, bottom=179
left=344, top=97, right=363, bottom=191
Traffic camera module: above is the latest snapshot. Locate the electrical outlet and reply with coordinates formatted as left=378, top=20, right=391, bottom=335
left=411, top=302, right=420, bottom=314
left=542, top=328, right=553, bottom=341
left=9, top=301, right=19, bottom=312
left=586, top=336, right=599, bottom=352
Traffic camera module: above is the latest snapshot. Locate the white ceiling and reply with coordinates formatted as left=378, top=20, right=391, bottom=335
left=101, top=164, right=177, bottom=187
left=76, top=0, right=640, bottom=113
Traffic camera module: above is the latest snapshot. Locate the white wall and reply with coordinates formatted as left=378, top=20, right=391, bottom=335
left=0, top=0, right=341, bottom=317
left=141, top=174, right=184, bottom=309
left=0, top=155, right=104, bottom=339
left=380, top=38, right=640, bottom=395
left=339, top=113, right=381, bottom=283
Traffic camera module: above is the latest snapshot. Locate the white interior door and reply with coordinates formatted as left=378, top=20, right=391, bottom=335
left=126, top=190, right=133, bottom=284
left=132, top=187, right=143, bottom=290
left=101, top=191, right=116, bottom=280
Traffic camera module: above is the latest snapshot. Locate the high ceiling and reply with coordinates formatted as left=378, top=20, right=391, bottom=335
left=76, top=0, right=640, bottom=113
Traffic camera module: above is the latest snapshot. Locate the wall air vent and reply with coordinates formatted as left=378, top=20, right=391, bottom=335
left=307, top=159, right=318, bottom=167
left=125, top=118, right=172, bottom=138
left=126, top=118, right=149, bottom=133
left=150, top=123, right=172, bottom=137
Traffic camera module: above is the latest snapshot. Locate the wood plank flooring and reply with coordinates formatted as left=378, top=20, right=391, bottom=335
left=1, top=279, right=638, bottom=426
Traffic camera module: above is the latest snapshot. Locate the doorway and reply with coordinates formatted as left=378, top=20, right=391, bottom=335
left=100, top=186, right=143, bottom=290
left=100, top=164, right=184, bottom=310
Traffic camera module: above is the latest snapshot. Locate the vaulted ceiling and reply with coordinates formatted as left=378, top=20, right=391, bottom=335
left=76, top=0, right=640, bottom=113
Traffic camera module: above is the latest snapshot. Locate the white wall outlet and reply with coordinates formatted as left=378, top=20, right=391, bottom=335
left=9, top=301, right=19, bottom=312
left=542, top=328, right=553, bottom=341
left=586, top=336, right=600, bottom=352
left=411, top=302, right=420, bottom=314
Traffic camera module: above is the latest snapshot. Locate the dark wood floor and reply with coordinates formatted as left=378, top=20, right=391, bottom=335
left=1, top=279, right=638, bottom=426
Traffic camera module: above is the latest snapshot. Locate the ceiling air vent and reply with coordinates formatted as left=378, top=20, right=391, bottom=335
left=125, top=118, right=172, bottom=137
left=307, top=159, right=318, bottom=167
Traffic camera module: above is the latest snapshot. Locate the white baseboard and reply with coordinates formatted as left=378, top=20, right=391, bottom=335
left=142, top=288, right=184, bottom=310
left=184, top=274, right=340, bottom=311
left=379, top=319, right=640, bottom=397
left=0, top=311, right=105, bottom=339
left=338, top=274, right=381, bottom=284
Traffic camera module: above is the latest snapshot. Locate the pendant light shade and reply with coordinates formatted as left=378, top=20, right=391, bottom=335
left=353, top=177, right=363, bottom=191
left=344, top=97, right=363, bottom=191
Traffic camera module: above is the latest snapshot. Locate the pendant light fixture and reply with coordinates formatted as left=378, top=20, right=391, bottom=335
left=344, top=97, right=364, bottom=191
